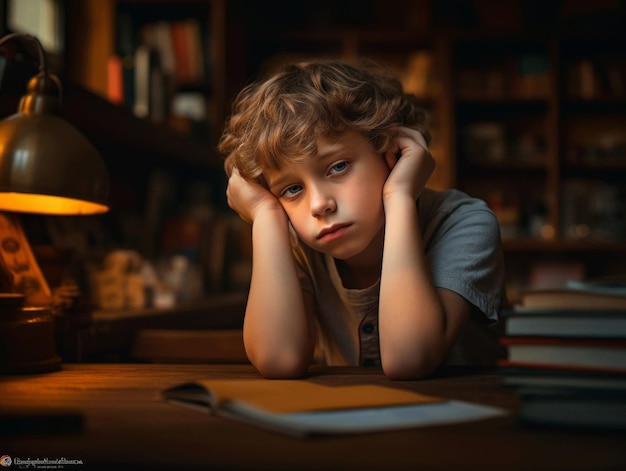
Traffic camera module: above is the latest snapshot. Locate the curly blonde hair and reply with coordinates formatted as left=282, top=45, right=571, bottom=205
left=218, top=58, right=430, bottom=183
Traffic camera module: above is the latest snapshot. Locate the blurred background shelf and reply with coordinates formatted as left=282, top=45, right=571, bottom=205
left=1, top=0, right=625, bottom=316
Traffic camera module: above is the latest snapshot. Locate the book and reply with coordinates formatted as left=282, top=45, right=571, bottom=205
left=107, top=54, right=124, bottom=105
left=133, top=44, right=152, bottom=119
left=169, top=19, right=205, bottom=85
left=501, top=363, right=626, bottom=430
left=500, top=337, right=626, bottom=373
left=116, top=11, right=136, bottom=111
left=132, top=44, right=167, bottom=123
left=502, top=369, right=626, bottom=391
left=517, top=390, right=626, bottom=430
left=518, top=288, right=626, bottom=310
left=161, top=379, right=506, bottom=437
left=565, top=278, right=626, bottom=296
left=502, top=308, right=626, bottom=338
left=518, top=278, right=626, bottom=310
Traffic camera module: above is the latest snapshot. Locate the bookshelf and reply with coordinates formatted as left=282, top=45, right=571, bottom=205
left=63, top=0, right=227, bottom=145
left=227, top=2, right=626, bottom=303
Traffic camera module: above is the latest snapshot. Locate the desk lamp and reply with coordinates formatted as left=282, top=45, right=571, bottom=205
left=0, top=32, right=109, bottom=374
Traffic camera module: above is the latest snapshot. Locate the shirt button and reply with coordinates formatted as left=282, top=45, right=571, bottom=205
left=361, top=322, right=375, bottom=334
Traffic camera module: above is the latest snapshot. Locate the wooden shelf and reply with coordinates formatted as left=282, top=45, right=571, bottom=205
left=83, top=292, right=247, bottom=361
left=0, top=57, right=218, bottom=170
left=63, top=82, right=219, bottom=170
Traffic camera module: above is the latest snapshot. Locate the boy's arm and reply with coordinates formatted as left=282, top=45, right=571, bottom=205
left=244, top=208, right=316, bottom=377
left=378, top=128, right=470, bottom=379
left=227, top=171, right=315, bottom=378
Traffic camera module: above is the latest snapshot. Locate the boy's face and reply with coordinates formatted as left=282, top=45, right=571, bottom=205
left=265, top=131, right=391, bottom=264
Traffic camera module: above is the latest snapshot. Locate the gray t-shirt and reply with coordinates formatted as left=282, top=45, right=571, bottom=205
left=291, top=188, right=506, bottom=367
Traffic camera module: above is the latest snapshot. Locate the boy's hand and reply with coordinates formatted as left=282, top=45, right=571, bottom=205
left=383, top=127, right=435, bottom=202
left=226, top=169, right=284, bottom=224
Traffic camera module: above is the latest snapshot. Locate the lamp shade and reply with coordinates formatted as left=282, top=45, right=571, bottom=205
left=0, top=35, right=109, bottom=215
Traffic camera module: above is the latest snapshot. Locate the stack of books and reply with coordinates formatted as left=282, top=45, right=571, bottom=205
left=499, top=278, right=626, bottom=430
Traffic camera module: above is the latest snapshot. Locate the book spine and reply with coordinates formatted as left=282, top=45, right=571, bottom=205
left=170, top=21, right=193, bottom=85
left=107, top=54, right=124, bottom=105
left=500, top=337, right=626, bottom=347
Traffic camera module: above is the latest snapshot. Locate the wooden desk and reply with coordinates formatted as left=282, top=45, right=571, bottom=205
left=1, top=364, right=625, bottom=470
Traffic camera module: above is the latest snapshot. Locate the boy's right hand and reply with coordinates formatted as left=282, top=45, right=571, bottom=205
left=226, top=169, right=284, bottom=224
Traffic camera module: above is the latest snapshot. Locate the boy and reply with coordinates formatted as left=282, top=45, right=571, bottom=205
left=219, top=59, right=505, bottom=379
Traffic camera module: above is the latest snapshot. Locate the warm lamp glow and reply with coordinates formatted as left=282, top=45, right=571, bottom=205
left=0, top=192, right=108, bottom=215
left=0, top=32, right=109, bottom=215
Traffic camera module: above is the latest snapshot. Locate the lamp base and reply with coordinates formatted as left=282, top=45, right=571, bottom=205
left=0, top=294, right=61, bottom=375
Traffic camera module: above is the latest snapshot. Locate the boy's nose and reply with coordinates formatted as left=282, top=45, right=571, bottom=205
left=310, top=188, right=336, bottom=217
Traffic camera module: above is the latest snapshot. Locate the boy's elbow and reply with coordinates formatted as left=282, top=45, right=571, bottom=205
left=381, top=351, right=440, bottom=380
left=248, top=350, right=310, bottom=379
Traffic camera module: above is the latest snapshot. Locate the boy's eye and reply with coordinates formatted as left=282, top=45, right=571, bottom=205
left=329, top=161, right=348, bottom=175
left=281, top=184, right=303, bottom=198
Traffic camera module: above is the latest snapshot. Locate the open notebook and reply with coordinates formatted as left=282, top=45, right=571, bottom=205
left=161, top=379, right=506, bottom=437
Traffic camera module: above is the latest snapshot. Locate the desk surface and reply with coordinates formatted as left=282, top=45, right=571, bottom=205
left=1, top=364, right=625, bottom=470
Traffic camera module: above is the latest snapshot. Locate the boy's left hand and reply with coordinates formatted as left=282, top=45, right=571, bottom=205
left=382, top=126, right=435, bottom=201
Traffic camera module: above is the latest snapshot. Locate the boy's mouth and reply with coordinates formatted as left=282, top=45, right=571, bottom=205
left=317, top=223, right=352, bottom=241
